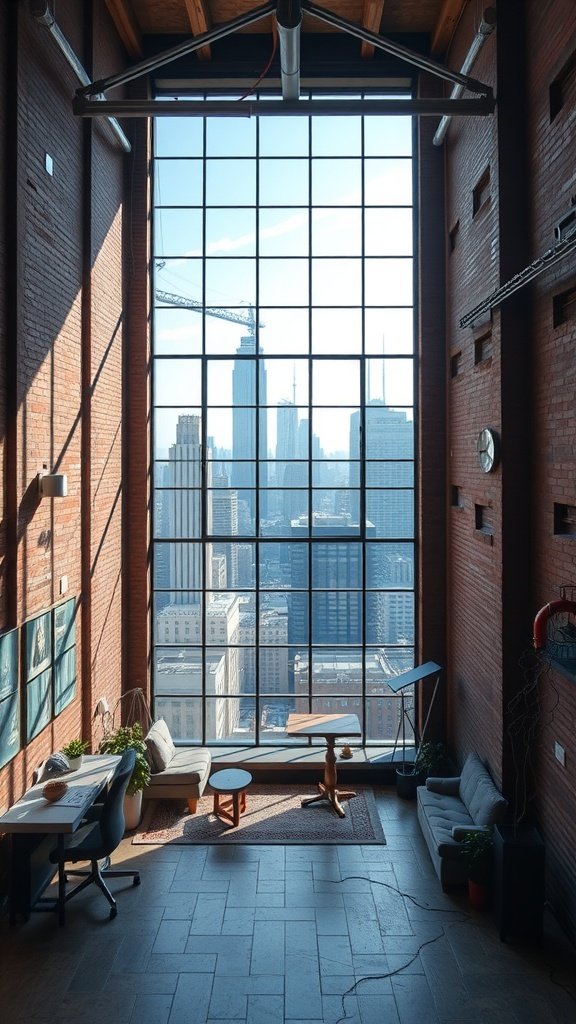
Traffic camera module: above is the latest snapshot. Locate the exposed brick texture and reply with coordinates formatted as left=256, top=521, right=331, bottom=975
left=444, top=0, right=576, bottom=941
left=0, top=0, right=127, bottom=811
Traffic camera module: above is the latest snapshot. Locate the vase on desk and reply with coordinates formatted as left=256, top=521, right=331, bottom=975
left=68, top=755, right=83, bottom=771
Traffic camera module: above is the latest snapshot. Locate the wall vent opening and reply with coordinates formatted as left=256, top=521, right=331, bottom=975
left=472, top=167, right=491, bottom=217
left=554, top=503, right=576, bottom=536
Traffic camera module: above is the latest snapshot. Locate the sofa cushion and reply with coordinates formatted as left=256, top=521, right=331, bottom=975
left=145, top=719, right=176, bottom=773
left=146, top=747, right=211, bottom=786
left=458, top=752, right=508, bottom=825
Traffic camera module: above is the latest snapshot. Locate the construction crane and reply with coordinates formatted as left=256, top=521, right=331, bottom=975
left=155, top=289, right=264, bottom=337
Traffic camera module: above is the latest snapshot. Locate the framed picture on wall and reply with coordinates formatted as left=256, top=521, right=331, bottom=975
left=25, top=612, right=52, bottom=682
left=0, top=627, right=18, bottom=702
left=54, top=647, right=76, bottom=715
left=26, top=667, right=52, bottom=741
left=54, top=598, right=76, bottom=659
left=0, top=690, right=20, bottom=769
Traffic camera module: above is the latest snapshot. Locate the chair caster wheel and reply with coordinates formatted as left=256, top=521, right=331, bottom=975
left=109, top=906, right=117, bottom=920
left=133, top=876, right=141, bottom=886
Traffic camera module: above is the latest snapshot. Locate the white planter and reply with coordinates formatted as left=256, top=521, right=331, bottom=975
left=68, top=755, right=83, bottom=771
left=124, top=790, right=143, bottom=830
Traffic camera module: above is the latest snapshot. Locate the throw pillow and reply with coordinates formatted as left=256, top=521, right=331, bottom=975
left=144, top=719, right=176, bottom=773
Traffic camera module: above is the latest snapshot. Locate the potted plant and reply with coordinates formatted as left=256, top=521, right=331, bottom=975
left=415, top=741, right=451, bottom=779
left=459, top=828, right=494, bottom=909
left=99, top=723, right=151, bottom=829
left=61, top=738, right=89, bottom=771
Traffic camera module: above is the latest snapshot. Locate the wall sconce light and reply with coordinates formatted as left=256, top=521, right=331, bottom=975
left=38, top=472, right=68, bottom=498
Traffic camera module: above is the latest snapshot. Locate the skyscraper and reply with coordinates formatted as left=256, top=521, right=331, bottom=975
left=168, top=414, right=209, bottom=604
left=231, top=335, right=268, bottom=519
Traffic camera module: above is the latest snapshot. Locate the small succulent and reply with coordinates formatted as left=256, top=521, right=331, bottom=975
left=61, top=738, right=89, bottom=759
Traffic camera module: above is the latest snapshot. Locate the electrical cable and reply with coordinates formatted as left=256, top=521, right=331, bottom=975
left=237, top=33, right=279, bottom=102
left=323, top=875, right=470, bottom=1023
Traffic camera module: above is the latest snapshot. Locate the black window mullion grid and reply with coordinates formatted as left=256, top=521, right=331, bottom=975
left=151, top=93, right=417, bottom=748
left=255, top=112, right=261, bottom=746
left=201, top=110, right=208, bottom=746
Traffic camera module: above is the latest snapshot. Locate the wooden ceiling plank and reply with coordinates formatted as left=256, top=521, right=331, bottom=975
left=360, top=0, right=385, bottom=59
left=104, top=0, right=143, bottom=59
left=431, top=0, right=467, bottom=57
left=183, top=0, right=213, bottom=61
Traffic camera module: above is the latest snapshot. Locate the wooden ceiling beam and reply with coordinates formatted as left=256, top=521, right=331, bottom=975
left=360, top=0, right=385, bottom=59
left=431, top=0, right=467, bottom=57
left=183, top=0, right=213, bottom=61
left=104, top=0, right=143, bottom=59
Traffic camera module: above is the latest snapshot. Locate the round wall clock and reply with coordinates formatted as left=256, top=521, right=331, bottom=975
left=476, top=427, right=500, bottom=473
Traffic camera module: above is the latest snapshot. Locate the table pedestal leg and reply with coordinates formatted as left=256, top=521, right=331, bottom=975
left=300, top=736, right=357, bottom=818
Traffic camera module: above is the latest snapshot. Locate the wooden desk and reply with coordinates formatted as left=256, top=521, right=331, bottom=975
left=286, top=713, right=361, bottom=818
left=0, top=754, right=120, bottom=923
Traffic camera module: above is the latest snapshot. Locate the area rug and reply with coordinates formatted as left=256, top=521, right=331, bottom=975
left=133, top=784, right=385, bottom=845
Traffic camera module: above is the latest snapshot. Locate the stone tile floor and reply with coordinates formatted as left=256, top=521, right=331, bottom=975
left=1, top=788, right=575, bottom=1023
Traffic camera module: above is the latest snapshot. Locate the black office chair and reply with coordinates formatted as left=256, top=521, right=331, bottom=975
left=49, top=748, right=141, bottom=920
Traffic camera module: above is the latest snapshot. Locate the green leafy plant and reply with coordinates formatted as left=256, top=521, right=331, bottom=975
left=99, top=723, right=151, bottom=795
left=61, top=739, right=89, bottom=759
left=415, top=741, right=451, bottom=777
left=459, top=829, right=494, bottom=885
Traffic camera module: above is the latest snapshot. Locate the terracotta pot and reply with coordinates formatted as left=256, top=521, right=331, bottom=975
left=468, top=878, right=491, bottom=910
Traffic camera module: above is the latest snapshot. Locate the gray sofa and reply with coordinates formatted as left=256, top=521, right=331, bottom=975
left=417, top=752, right=508, bottom=888
left=143, top=720, right=212, bottom=813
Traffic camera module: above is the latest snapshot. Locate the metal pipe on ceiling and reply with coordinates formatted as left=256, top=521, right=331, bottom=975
left=73, top=96, right=496, bottom=118
left=433, top=8, right=497, bottom=146
left=30, top=0, right=131, bottom=152
left=276, top=0, right=302, bottom=101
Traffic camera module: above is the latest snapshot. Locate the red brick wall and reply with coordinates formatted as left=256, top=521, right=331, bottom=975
left=444, top=0, right=576, bottom=940
left=443, top=3, right=503, bottom=778
left=0, top=0, right=128, bottom=811
left=525, top=0, right=576, bottom=939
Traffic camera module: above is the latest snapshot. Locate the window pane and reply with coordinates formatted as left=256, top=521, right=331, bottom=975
left=365, top=159, right=413, bottom=205
left=259, top=117, right=309, bottom=156
left=366, top=461, right=414, bottom=487
left=154, top=208, right=203, bottom=257
left=365, top=407, right=413, bottom=457
left=365, top=592, right=414, bottom=644
left=206, top=117, right=256, bottom=156
left=205, top=697, right=254, bottom=743
left=154, top=492, right=201, bottom=539
left=310, top=649, right=362, bottom=694
left=206, top=159, right=256, bottom=205
left=156, top=696, right=203, bottom=742
left=312, top=258, right=362, bottom=305
left=366, top=358, right=413, bottom=405
left=312, top=362, right=360, bottom=405
left=312, top=208, right=362, bottom=256
left=155, top=258, right=203, bottom=299
left=312, top=116, right=361, bottom=156
left=364, top=116, right=412, bottom=157
left=312, top=543, right=362, bottom=587
left=365, top=209, right=413, bottom=256
left=154, top=159, right=203, bottom=205
left=260, top=697, right=301, bottom=741
left=311, top=308, right=362, bottom=354
left=366, top=543, right=414, bottom=588
left=263, top=358, right=308, bottom=405
left=260, top=544, right=309, bottom=588
left=259, top=209, right=309, bottom=256
left=205, top=259, right=256, bottom=306
left=155, top=648, right=202, bottom=694
left=207, top=359, right=255, bottom=405
left=154, top=307, right=202, bottom=356
left=155, top=358, right=201, bottom=406
left=260, top=159, right=309, bottom=204
left=312, top=159, right=361, bottom=205
left=155, top=120, right=203, bottom=157
left=259, top=258, right=309, bottom=305
left=365, top=308, right=413, bottom=354
left=154, top=408, right=202, bottom=460
left=259, top=308, right=309, bottom=354
left=206, top=208, right=256, bottom=256
left=365, top=258, right=413, bottom=306
left=313, top=408, right=360, bottom=459
left=312, top=591, right=362, bottom=643
left=366, top=490, right=414, bottom=538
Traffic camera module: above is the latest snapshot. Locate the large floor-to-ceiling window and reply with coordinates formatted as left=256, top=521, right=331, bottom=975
left=152, top=93, right=415, bottom=746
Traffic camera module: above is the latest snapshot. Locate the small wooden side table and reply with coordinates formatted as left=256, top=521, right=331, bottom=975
left=209, top=768, right=253, bottom=827
left=286, top=712, right=361, bottom=818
